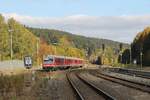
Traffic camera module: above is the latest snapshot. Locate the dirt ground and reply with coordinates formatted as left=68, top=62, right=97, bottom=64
left=30, top=71, right=77, bottom=100
left=0, top=70, right=77, bottom=100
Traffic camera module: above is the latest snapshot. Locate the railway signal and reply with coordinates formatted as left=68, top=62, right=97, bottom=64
left=102, top=44, right=105, bottom=51
left=24, top=56, right=32, bottom=69
left=130, top=43, right=132, bottom=64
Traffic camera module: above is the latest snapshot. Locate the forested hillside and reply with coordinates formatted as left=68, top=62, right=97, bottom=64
left=28, top=27, right=129, bottom=48
left=132, top=27, right=150, bottom=65
left=27, top=27, right=129, bottom=56
left=27, top=27, right=129, bottom=65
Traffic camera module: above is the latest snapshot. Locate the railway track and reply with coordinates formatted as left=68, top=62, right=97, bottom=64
left=107, top=68, right=150, bottom=79
left=90, top=70, right=150, bottom=93
left=66, top=72, right=84, bottom=100
left=66, top=71, right=116, bottom=100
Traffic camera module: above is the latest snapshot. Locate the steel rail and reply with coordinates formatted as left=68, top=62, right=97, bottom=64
left=108, top=68, right=150, bottom=79
left=66, top=72, right=85, bottom=100
left=76, top=73, right=116, bottom=100
left=92, top=71, right=150, bottom=93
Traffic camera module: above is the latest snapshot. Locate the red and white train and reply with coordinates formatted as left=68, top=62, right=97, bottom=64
left=42, top=55, right=84, bottom=70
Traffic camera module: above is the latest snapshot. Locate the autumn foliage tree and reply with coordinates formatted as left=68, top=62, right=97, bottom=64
left=132, top=27, right=150, bottom=65
left=38, top=40, right=54, bottom=62
left=0, top=15, right=37, bottom=64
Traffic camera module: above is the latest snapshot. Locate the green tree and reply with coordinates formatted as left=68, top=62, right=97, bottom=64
left=0, top=14, right=9, bottom=60
left=7, top=18, right=37, bottom=61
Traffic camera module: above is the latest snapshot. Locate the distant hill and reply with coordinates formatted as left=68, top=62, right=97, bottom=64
left=27, top=27, right=130, bottom=65
left=27, top=27, right=129, bottom=53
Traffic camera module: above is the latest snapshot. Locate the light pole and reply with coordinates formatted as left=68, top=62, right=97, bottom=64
left=8, top=29, right=13, bottom=60
left=102, top=44, right=105, bottom=65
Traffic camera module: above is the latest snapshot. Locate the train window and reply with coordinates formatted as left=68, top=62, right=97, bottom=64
left=55, top=58, right=64, bottom=64
left=44, top=58, right=53, bottom=64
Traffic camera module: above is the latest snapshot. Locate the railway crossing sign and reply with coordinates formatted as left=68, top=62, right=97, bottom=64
left=24, top=56, right=32, bottom=69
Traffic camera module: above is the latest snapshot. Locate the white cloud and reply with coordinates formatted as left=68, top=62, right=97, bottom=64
left=2, top=13, right=150, bottom=43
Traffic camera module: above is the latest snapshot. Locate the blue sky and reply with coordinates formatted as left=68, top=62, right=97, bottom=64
left=1, top=0, right=150, bottom=43
left=1, top=0, right=150, bottom=17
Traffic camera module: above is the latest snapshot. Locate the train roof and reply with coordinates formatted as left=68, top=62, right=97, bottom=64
left=45, top=55, right=84, bottom=60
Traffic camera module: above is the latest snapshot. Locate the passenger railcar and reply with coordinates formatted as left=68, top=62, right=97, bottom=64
left=42, top=55, right=84, bottom=70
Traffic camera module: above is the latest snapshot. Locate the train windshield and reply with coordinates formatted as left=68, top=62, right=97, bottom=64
left=44, top=57, right=54, bottom=64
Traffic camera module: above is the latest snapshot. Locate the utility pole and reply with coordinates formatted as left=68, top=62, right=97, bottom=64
left=130, top=43, right=132, bottom=64
left=36, top=38, right=39, bottom=66
left=8, top=29, right=13, bottom=60
left=52, top=42, right=57, bottom=55
left=102, top=44, right=105, bottom=65
left=140, top=52, right=143, bottom=69
left=8, top=29, right=13, bottom=73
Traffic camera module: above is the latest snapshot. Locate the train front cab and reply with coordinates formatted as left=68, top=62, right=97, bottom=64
left=42, top=56, right=55, bottom=71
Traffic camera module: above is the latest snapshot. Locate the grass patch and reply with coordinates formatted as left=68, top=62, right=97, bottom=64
left=0, top=73, right=25, bottom=99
